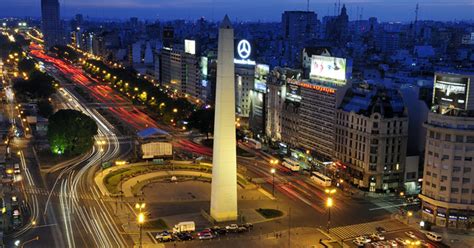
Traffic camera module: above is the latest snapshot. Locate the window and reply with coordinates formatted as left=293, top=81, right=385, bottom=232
left=451, top=188, right=459, bottom=193
left=454, top=156, right=462, bottom=161
left=441, top=176, right=447, bottom=181
left=453, top=167, right=461, bottom=172
left=467, top=136, right=474, bottom=143
left=464, top=167, right=471, bottom=173
left=440, top=186, right=446, bottom=191
left=452, top=177, right=460, bottom=182
left=431, top=184, right=437, bottom=189
left=465, top=157, right=472, bottom=161
left=429, top=131, right=434, bottom=138
left=445, top=134, right=451, bottom=141
left=435, top=132, right=441, bottom=140
left=450, top=198, right=458, bottom=203
left=426, top=171, right=432, bottom=176
left=442, top=155, right=449, bottom=160
left=432, top=173, right=438, bottom=178
left=456, top=135, right=464, bottom=142
left=462, top=178, right=470, bottom=184
left=461, top=188, right=469, bottom=194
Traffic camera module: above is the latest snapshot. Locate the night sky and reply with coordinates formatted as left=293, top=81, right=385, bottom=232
left=1, top=0, right=473, bottom=21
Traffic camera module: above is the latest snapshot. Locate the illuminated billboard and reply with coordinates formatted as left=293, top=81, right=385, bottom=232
left=286, top=83, right=302, bottom=102
left=433, top=74, right=469, bottom=110
left=254, top=64, right=269, bottom=92
left=310, top=55, right=347, bottom=82
left=184, top=39, right=196, bottom=55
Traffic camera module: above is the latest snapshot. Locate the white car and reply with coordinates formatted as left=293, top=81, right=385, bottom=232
left=355, top=236, right=371, bottom=244
left=405, top=231, right=417, bottom=239
left=352, top=239, right=365, bottom=247
left=371, top=233, right=385, bottom=241
left=387, top=240, right=398, bottom=247
left=225, top=224, right=239, bottom=232
left=395, top=237, right=411, bottom=245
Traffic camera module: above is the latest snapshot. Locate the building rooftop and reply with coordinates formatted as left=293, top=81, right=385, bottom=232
left=339, top=81, right=406, bottom=118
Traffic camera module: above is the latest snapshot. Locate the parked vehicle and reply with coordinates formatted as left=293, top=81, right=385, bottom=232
left=155, top=231, right=173, bottom=242
left=282, top=157, right=300, bottom=172
left=352, top=239, right=365, bottom=247
left=376, top=226, right=386, bottom=233
left=242, top=223, right=253, bottom=230
left=173, top=221, right=195, bottom=233
left=370, top=233, right=385, bottom=241
left=405, top=231, right=417, bottom=239
left=387, top=239, right=398, bottom=247
left=237, top=226, right=247, bottom=233
left=176, top=232, right=193, bottom=241
left=197, top=231, right=214, bottom=240
left=225, top=224, right=239, bottom=232
left=13, top=163, right=20, bottom=174
left=310, top=171, right=332, bottom=187
left=210, top=226, right=227, bottom=235
left=425, top=232, right=442, bottom=242
left=355, top=236, right=371, bottom=244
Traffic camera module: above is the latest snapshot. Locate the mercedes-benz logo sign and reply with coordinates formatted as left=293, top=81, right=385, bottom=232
left=237, top=39, right=251, bottom=59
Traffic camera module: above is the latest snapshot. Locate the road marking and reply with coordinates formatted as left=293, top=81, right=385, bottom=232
left=369, top=202, right=418, bottom=211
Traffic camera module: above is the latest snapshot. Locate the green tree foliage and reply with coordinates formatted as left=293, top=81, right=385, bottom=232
left=51, top=45, right=79, bottom=63
left=47, top=109, right=98, bottom=155
left=13, top=71, right=56, bottom=101
left=188, top=108, right=214, bottom=139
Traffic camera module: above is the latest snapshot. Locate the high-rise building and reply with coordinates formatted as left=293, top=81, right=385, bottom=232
left=419, top=72, right=474, bottom=229
left=334, top=81, right=408, bottom=192
left=41, top=0, right=63, bottom=49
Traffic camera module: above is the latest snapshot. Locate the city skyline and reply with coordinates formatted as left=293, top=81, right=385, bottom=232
left=1, top=0, right=474, bottom=22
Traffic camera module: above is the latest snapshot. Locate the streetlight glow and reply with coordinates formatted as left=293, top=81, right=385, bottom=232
left=326, top=197, right=333, bottom=207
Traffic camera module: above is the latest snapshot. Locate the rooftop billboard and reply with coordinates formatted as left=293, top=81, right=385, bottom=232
left=310, top=55, right=347, bottom=82
left=433, top=74, right=469, bottom=110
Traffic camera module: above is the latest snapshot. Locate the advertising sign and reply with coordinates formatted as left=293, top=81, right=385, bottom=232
left=234, top=39, right=256, bottom=65
left=310, top=55, right=347, bottom=82
left=185, top=39, right=196, bottom=55
left=433, top=74, right=469, bottom=110
left=286, top=82, right=302, bottom=102
left=254, top=64, right=269, bottom=92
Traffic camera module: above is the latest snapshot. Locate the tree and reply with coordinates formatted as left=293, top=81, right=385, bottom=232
left=47, top=109, right=98, bottom=155
left=18, top=58, right=36, bottom=75
left=188, top=108, right=214, bottom=139
left=13, top=71, right=56, bottom=101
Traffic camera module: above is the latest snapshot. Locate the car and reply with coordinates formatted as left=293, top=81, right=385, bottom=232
left=198, top=232, right=214, bottom=240
left=155, top=231, right=171, bottom=240
left=176, top=232, right=193, bottom=241
left=370, top=233, right=385, bottom=241
left=405, top=231, right=417, bottom=239
left=242, top=223, right=253, bottom=230
left=352, top=239, right=365, bottom=247
left=237, top=226, right=248, bottom=233
left=355, top=236, right=371, bottom=244
left=395, top=238, right=411, bottom=245
left=376, top=227, right=387, bottom=233
left=387, top=240, right=398, bottom=247
left=225, top=224, right=239, bottom=232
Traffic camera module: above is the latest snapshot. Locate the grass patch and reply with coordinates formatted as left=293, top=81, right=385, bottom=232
left=256, top=208, right=283, bottom=219
left=143, top=218, right=168, bottom=230
left=103, top=164, right=164, bottom=194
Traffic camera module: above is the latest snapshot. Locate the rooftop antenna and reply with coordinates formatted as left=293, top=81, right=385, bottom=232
left=334, top=2, right=337, bottom=16
left=307, top=0, right=310, bottom=12
left=360, top=7, right=363, bottom=20
left=338, top=0, right=341, bottom=14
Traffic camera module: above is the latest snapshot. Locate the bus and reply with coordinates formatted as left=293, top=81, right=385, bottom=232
left=282, top=158, right=300, bottom=172
left=244, top=138, right=262, bottom=150
left=310, top=171, right=332, bottom=187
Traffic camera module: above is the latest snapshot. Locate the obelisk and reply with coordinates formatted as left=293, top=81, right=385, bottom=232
left=210, top=15, right=238, bottom=222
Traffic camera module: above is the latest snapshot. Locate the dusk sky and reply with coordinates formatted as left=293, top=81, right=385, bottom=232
left=1, top=0, right=473, bottom=22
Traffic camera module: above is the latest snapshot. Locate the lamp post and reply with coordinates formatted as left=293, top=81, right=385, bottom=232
left=324, top=188, right=336, bottom=233
left=15, top=236, right=39, bottom=248
left=138, top=212, right=145, bottom=248
left=270, top=168, right=276, bottom=197
left=326, top=197, right=333, bottom=233
left=135, top=202, right=146, bottom=248
left=407, top=211, right=413, bottom=224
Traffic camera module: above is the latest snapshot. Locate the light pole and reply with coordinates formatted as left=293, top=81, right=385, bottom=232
left=270, top=168, right=276, bottom=197
left=407, top=211, right=413, bottom=224
left=326, top=197, right=333, bottom=233
left=325, top=188, right=336, bottom=233
left=135, top=202, right=146, bottom=248
left=138, top=212, right=145, bottom=248
left=15, top=236, right=39, bottom=248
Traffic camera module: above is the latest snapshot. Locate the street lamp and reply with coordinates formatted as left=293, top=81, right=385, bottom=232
left=137, top=208, right=146, bottom=248
left=270, top=168, right=276, bottom=197
left=97, top=140, right=106, bottom=166
left=326, top=197, right=333, bottom=233
left=407, top=211, right=413, bottom=224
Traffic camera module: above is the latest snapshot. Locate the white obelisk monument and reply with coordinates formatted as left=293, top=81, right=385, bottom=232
left=210, top=15, right=238, bottom=222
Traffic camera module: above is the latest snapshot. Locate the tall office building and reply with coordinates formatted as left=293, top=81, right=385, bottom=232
left=41, top=0, right=63, bottom=50
left=334, top=82, right=408, bottom=192
left=419, top=72, right=474, bottom=229
left=281, top=11, right=318, bottom=67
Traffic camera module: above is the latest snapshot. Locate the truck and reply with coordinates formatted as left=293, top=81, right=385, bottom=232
left=172, top=221, right=196, bottom=233
left=140, top=142, right=173, bottom=159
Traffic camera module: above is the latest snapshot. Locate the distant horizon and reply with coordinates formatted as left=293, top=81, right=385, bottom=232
left=1, top=0, right=474, bottom=23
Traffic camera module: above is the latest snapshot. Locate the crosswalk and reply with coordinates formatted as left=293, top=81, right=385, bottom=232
left=23, top=187, right=109, bottom=201
left=330, top=219, right=410, bottom=241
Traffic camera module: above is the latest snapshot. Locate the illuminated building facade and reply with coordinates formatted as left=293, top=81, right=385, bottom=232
left=41, top=0, right=63, bottom=49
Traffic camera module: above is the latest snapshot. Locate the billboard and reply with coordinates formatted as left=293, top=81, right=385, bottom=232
left=185, top=39, right=196, bottom=55
left=254, top=64, right=269, bottom=92
left=286, top=82, right=302, bottom=102
left=433, top=74, right=469, bottom=110
left=310, top=55, right=347, bottom=82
